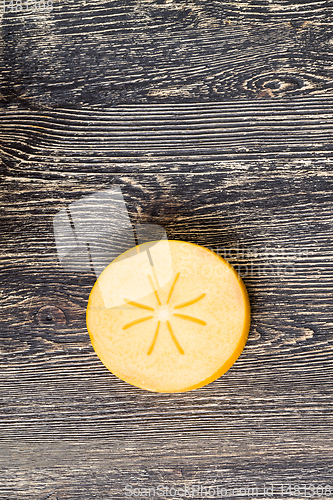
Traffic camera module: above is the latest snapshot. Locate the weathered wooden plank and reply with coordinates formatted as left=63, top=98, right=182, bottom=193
left=1, top=441, right=332, bottom=500
left=1, top=99, right=333, bottom=178
left=1, top=0, right=333, bottom=107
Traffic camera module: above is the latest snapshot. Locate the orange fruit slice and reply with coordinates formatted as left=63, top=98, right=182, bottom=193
left=86, top=240, right=250, bottom=392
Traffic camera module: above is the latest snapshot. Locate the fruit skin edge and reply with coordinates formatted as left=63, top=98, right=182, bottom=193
left=86, top=240, right=251, bottom=393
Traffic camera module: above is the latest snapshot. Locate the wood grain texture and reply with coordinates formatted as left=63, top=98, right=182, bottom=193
left=1, top=0, right=333, bottom=107
left=2, top=98, right=333, bottom=174
left=1, top=0, right=333, bottom=498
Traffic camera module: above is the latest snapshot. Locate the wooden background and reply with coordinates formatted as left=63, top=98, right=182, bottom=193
left=1, top=0, right=333, bottom=498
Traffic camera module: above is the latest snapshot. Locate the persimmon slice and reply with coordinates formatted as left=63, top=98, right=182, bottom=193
left=86, top=240, right=250, bottom=392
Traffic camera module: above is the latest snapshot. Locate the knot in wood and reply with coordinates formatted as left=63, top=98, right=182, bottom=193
left=37, top=305, right=67, bottom=327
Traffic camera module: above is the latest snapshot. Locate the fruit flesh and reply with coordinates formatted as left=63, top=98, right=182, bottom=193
left=86, top=240, right=251, bottom=392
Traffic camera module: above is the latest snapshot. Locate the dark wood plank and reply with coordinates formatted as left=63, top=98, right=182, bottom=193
left=2, top=98, right=333, bottom=176
left=1, top=0, right=333, bottom=107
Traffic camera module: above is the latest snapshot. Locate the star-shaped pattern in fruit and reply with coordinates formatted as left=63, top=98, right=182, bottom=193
left=122, top=273, right=206, bottom=355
